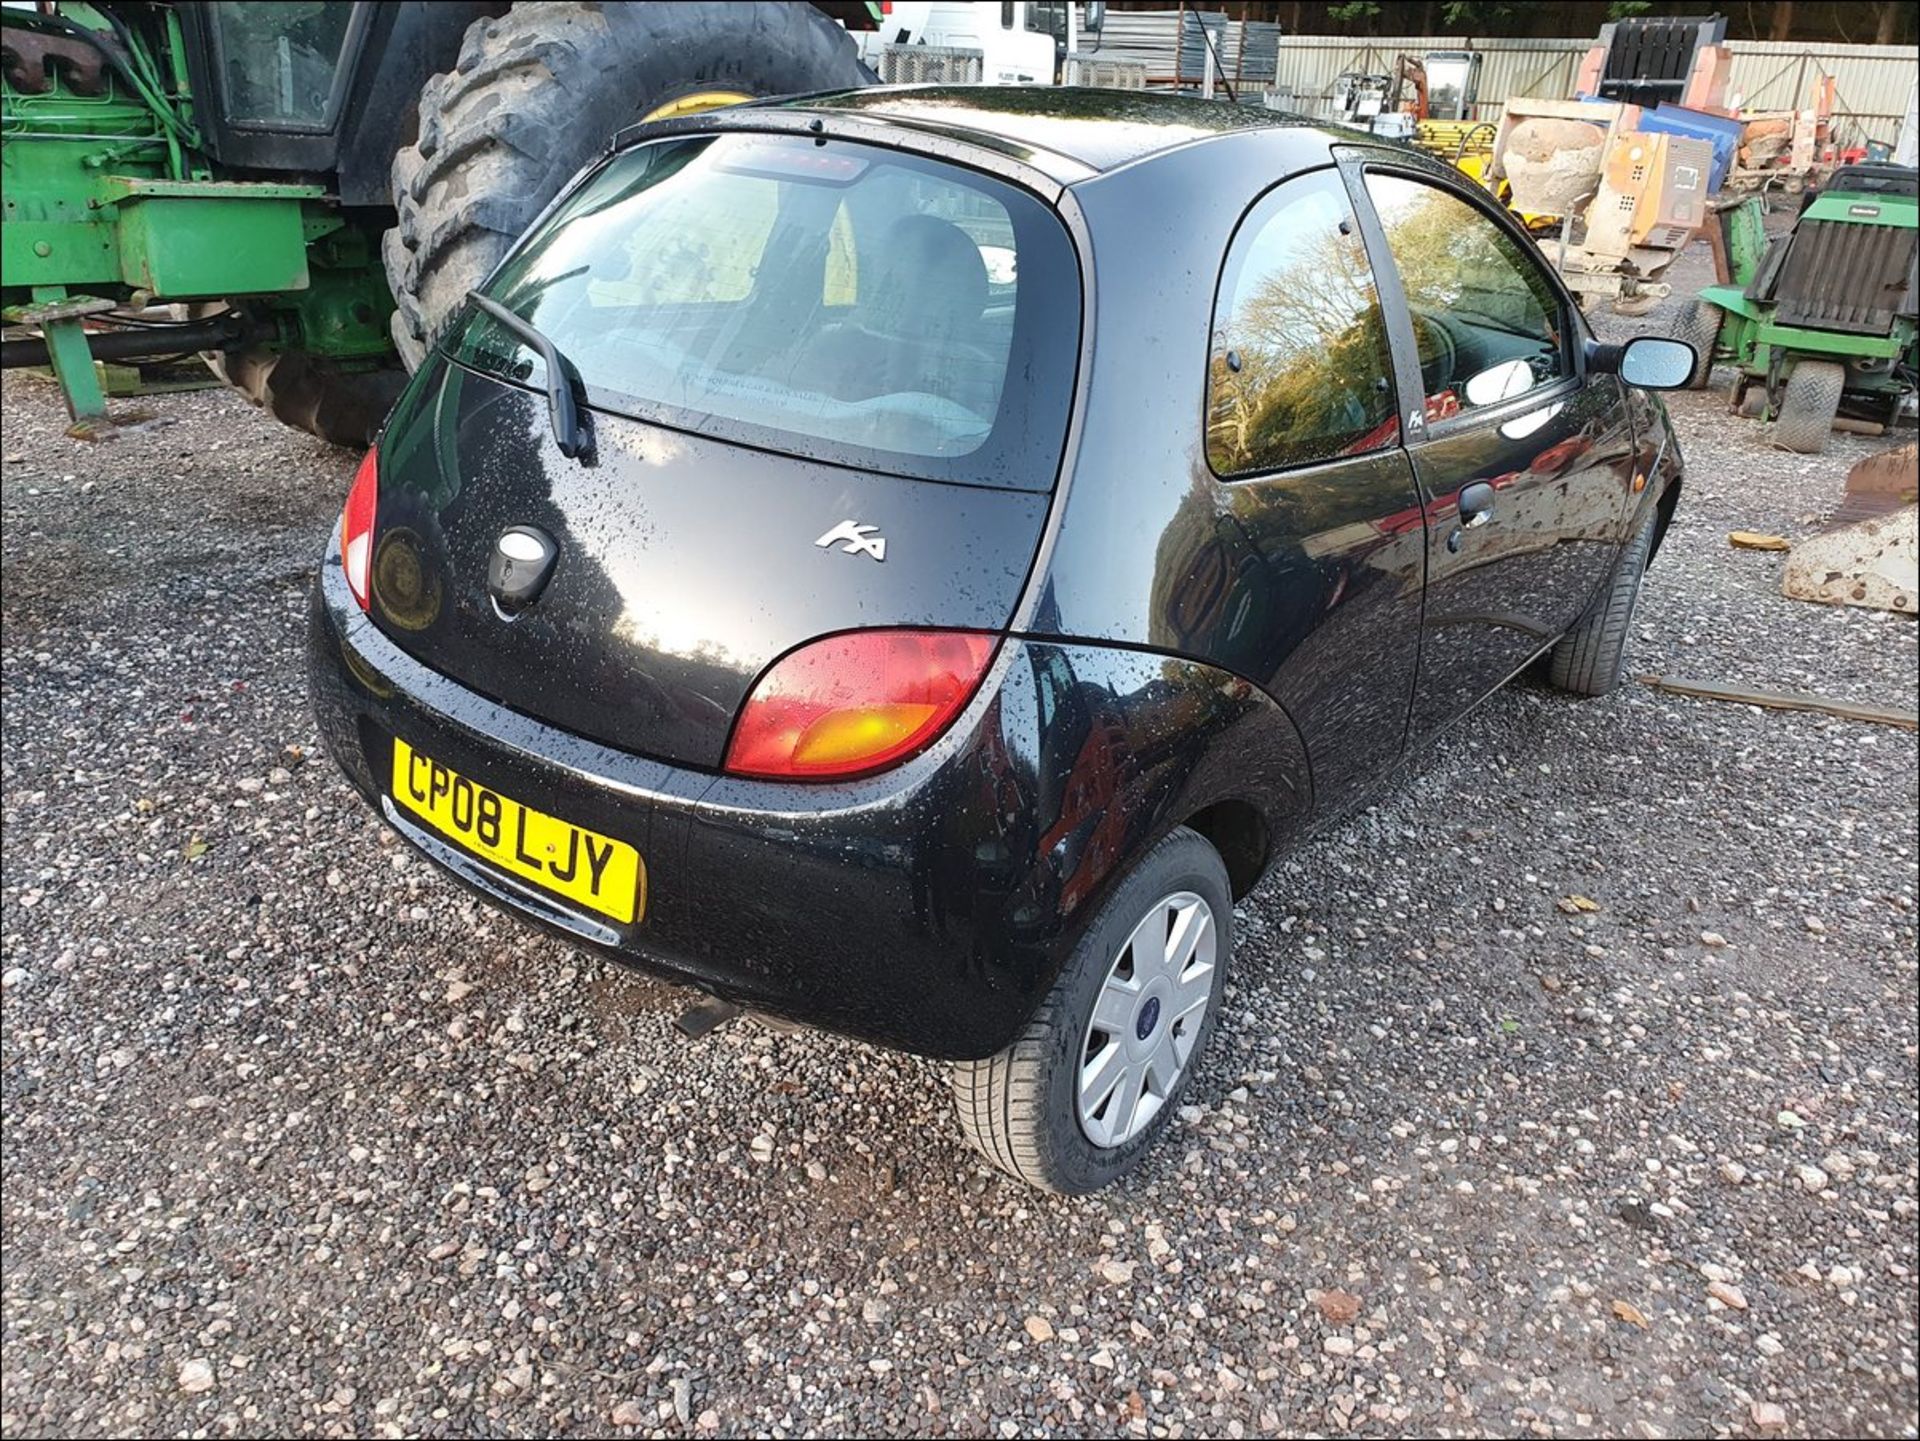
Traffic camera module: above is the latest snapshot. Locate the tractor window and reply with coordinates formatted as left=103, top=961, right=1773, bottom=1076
left=210, top=1, right=357, bottom=129
left=449, top=132, right=1079, bottom=490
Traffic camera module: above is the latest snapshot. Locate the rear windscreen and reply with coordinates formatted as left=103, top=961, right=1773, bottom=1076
left=447, top=132, right=1080, bottom=490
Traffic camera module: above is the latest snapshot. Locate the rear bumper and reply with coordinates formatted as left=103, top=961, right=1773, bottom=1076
left=308, top=539, right=1304, bottom=1060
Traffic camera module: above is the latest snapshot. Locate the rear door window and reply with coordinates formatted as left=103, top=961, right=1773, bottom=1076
left=449, top=133, right=1079, bottom=490
left=1206, top=169, right=1399, bottom=477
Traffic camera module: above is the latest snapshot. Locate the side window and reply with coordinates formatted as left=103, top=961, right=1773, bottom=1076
left=1206, top=170, right=1398, bottom=477
left=1363, top=173, right=1569, bottom=422
left=211, top=0, right=355, bottom=127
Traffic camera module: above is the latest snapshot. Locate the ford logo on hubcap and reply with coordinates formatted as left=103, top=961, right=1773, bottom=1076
left=1135, top=996, right=1161, bottom=1040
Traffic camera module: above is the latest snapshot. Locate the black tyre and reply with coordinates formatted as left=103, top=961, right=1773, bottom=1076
left=207, top=346, right=406, bottom=450
left=1544, top=498, right=1658, bottom=697
left=1672, top=299, right=1724, bottom=390
left=180, top=299, right=403, bottom=449
left=952, top=827, right=1232, bottom=1194
left=384, top=1, right=871, bottom=370
left=1773, top=359, right=1844, bottom=454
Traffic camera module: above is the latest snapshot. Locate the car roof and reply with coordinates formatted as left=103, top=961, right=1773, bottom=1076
left=781, top=86, right=1345, bottom=184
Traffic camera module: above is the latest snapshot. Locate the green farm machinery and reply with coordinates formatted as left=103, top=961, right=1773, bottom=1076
left=1677, top=164, right=1919, bottom=453
left=2, top=2, right=875, bottom=443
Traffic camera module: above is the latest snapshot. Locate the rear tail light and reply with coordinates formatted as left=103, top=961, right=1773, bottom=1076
left=724, top=629, right=997, bottom=780
left=341, top=445, right=378, bottom=612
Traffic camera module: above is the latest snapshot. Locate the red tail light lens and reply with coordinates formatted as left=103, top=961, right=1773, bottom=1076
left=724, top=629, right=998, bottom=780
left=341, top=446, right=378, bottom=612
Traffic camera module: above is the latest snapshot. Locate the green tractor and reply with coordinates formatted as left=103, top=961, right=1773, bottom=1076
left=1, top=1, right=876, bottom=443
left=1675, top=164, right=1918, bottom=454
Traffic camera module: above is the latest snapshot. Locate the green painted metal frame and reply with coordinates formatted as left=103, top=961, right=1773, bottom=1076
left=1, top=3, right=395, bottom=425
left=26, top=286, right=109, bottom=427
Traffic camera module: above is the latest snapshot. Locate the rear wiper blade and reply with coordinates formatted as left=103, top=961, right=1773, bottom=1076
left=466, top=292, right=593, bottom=460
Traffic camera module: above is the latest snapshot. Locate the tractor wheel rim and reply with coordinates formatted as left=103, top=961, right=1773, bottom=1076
left=640, top=89, right=754, bottom=123
left=1075, top=891, right=1216, bottom=1149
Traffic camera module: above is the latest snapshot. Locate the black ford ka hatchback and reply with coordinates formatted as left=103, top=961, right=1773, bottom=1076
left=310, top=87, right=1694, bottom=1192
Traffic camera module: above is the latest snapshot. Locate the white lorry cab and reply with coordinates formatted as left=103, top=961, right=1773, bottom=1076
left=860, top=1, right=1106, bottom=87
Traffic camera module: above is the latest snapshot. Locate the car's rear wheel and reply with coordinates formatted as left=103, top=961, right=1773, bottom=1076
left=952, top=827, right=1231, bottom=1194
left=1773, top=359, right=1844, bottom=454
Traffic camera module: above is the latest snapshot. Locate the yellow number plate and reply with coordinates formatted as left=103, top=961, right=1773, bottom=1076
left=390, top=737, right=643, bottom=924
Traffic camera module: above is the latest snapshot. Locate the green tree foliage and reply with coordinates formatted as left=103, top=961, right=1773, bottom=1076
left=1440, top=1, right=1516, bottom=26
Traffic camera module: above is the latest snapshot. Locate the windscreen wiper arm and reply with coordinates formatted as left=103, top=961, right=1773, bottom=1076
left=466, top=292, right=593, bottom=460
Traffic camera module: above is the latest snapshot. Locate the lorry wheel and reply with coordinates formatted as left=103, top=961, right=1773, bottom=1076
left=1673, top=300, right=1724, bottom=390
left=1544, top=497, right=1658, bottom=698
left=1773, top=360, right=1844, bottom=454
left=384, top=1, right=871, bottom=370
left=952, top=827, right=1232, bottom=1195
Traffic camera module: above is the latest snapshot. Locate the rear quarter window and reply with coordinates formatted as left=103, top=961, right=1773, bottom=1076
left=1205, top=169, right=1398, bottom=477
left=448, top=132, right=1079, bottom=491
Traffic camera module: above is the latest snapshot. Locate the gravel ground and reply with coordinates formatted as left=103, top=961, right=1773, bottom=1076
left=3, top=242, right=1917, bottom=1439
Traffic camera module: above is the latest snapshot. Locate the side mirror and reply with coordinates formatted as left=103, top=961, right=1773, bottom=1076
left=977, top=243, right=1017, bottom=285
left=1084, top=0, right=1106, bottom=32
left=1600, top=336, right=1695, bottom=391
left=1462, top=357, right=1538, bottom=407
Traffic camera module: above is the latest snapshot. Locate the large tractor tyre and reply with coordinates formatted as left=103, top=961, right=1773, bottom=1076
left=1673, top=299, right=1724, bottom=390
left=384, top=1, right=871, bottom=370
left=208, top=349, right=407, bottom=450
left=1773, top=360, right=1845, bottom=454
left=184, top=303, right=408, bottom=449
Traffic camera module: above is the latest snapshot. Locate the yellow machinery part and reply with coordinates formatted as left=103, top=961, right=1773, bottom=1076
left=1413, top=120, right=1560, bottom=232
left=639, top=89, right=754, bottom=122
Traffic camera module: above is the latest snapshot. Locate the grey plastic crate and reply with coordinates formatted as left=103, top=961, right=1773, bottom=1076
left=877, top=45, right=984, bottom=86
left=1063, top=54, right=1147, bottom=89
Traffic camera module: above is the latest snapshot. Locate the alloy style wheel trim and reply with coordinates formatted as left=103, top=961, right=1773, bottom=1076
left=1075, top=890, right=1216, bottom=1149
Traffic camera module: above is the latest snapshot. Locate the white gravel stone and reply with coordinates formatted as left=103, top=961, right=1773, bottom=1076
left=1, top=313, right=1914, bottom=1440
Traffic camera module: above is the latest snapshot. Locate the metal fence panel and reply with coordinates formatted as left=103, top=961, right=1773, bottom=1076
left=1074, top=14, right=1911, bottom=143
left=877, top=44, right=983, bottom=86
left=1725, top=39, right=1918, bottom=140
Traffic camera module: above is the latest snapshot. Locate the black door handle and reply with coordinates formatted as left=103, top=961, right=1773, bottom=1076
left=1457, top=481, right=1496, bottom=529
